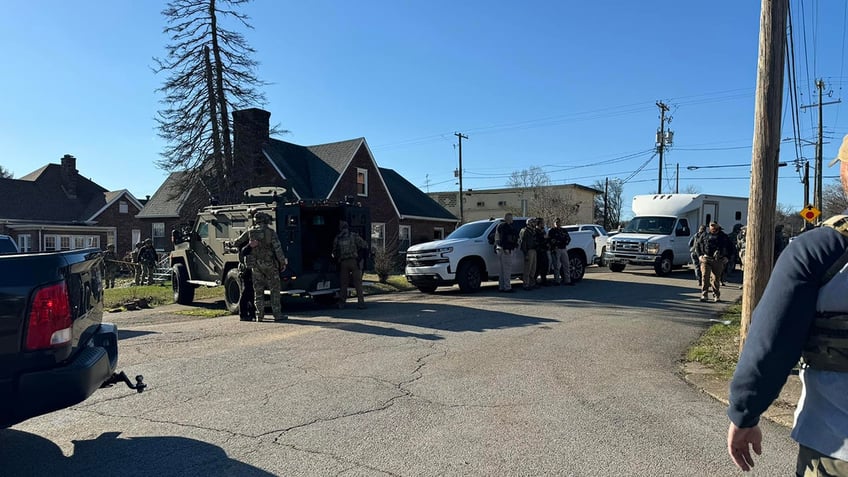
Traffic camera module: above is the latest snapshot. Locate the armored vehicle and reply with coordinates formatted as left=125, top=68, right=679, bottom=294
left=169, top=187, right=370, bottom=313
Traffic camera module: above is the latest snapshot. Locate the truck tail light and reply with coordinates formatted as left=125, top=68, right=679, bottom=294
left=25, top=282, right=72, bottom=350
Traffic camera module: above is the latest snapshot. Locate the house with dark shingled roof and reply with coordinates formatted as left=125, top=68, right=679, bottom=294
left=138, top=108, right=458, bottom=258
left=0, top=154, right=146, bottom=258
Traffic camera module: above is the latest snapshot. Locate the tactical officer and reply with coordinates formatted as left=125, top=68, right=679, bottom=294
left=494, top=213, right=518, bottom=292
left=332, top=220, right=369, bottom=309
left=131, top=241, right=143, bottom=286
left=103, top=244, right=119, bottom=289
left=518, top=218, right=537, bottom=290
left=689, top=225, right=707, bottom=286
left=727, top=133, right=848, bottom=474
left=138, top=238, right=159, bottom=286
left=232, top=211, right=287, bottom=321
left=695, top=222, right=731, bottom=302
left=535, top=217, right=551, bottom=286
left=549, top=218, right=574, bottom=286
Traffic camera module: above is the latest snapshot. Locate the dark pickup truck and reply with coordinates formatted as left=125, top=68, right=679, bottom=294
left=0, top=248, right=145, bottom=428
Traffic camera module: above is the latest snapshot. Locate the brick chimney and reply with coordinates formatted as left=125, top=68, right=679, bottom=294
left=60, top=154, right=78, bottom=198
left=233, top=108, right=271, bottom=188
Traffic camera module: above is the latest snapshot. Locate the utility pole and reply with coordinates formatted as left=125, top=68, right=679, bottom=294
left=454, top=132, right=468, bottom=224
left=801, top=79, right=841, bottom=223
left=603, top=177, right=609, bottom=230
left=803, top=160, right=810, bottom=207
left=655, top=101, right=672, bottom=194
left=675, top=163, right=679, bottom=193
left=741, top=0, right=787, bottom=351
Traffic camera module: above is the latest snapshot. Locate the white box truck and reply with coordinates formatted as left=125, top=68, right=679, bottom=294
left=605, top=193, right=748, bottom=276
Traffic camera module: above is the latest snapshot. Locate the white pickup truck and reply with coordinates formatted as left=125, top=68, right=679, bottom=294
left=563, top=224, right=610, bottom=266
left=404, top=217, right=596, bottom=293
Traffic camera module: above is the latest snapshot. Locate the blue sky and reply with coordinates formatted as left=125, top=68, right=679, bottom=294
left=2, top=1, right=846, bottom=219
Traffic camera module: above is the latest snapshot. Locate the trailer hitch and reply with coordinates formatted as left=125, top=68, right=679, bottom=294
left=102, top=371, right=147, bottom=393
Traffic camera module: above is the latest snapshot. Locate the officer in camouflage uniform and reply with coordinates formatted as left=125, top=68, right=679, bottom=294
left=103, top=244, right=119, bottom=289
left=131, top=241, right=143, bottom=286
left=232, top=211, right=287, bottom=321
left=333, top=220, right=369, bottom=309
left=138, top=238, right=159, bottom=286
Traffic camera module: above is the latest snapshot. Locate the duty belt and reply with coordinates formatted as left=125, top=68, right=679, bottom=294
left=802, top=313, right=848, bottom=372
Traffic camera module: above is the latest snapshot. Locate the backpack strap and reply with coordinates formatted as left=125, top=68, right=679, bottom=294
left=821, top=215, right=848, bottom=284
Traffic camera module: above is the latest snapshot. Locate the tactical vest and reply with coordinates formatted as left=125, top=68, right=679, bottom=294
left=802, top=215, right=848, bottom=372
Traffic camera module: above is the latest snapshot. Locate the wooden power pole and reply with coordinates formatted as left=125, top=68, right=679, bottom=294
left=455, top=132, right=468, bottom=224
left=740, top=0, right=787, bottom=351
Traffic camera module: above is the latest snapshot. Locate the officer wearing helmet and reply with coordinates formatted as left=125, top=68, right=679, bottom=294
left=103, top=244, right=119, bottom=289
left=232, top=210, right=288, bottom=321
left=138, top=238, right=159, bottom=286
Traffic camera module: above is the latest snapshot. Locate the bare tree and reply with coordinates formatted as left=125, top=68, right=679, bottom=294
left=0, top=165, right=12, bottom=179
left=155, top=0, right=269, bottom=204
left=506, top=167, right=578, bottom=222
left=823, top=179, right=848, bottom=218
left=592, top=179, right=623, bottom=230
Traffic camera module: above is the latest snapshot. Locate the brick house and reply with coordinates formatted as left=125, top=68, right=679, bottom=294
left=0, top=154, right=146, bottom=258
left=139, top=108, right=458, bottom=256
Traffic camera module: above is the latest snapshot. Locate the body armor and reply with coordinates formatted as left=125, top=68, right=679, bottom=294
left=802, top=215, right=848, bottom=372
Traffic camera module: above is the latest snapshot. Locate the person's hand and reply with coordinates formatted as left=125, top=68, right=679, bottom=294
left=727, top=422, right=762, bottom=471
left=249, top=239, right=259, bottom=248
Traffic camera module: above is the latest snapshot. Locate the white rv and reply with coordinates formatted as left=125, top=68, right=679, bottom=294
left=605, top=193, right=748, bottom=276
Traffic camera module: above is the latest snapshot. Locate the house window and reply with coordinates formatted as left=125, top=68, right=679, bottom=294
left=498, top=201, right=507, bottom=207
left=152, top=223, right=166, bottom=251
left=371, top=223, right=385, bottom=251
left=398, top=225, right=411, bottom=253
left=434, top=227, right=445, bottom=240
left=119, top=200, right=129, bottom=214
left=44, top=236, right=57, bottom=251
left=132, top=229, right=141, bottom=248
left=74, top=237, right=86, bottom=249
left=60, top=236, right=71, bottom=250
left=357, top=168, right=368, bottom=197
left=476, top=201, right=485, bottom=207
left=87, top=236, right=101, bottom=248
left=18, top=234, right=31, bottom=252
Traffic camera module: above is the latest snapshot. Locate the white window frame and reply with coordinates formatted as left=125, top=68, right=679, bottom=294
left=356, top=168, right=368, bottom=197
left=119, top=200, right=129, bottom=214
left=132, top=229, right=141, bottom=247
left=44, top=235, right=57, bottom=251
left=371, top=222, right=385, bottom=251
left=398, top=225, right=411, bottom=253
left=434, top=227, right=445, bottom=240
left=18, top=234, right=31, bottom=252
left=152, top=222, right=166, bottom=251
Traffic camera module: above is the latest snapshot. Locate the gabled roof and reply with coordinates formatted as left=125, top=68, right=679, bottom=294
left=263, top=138, right=363, bottom=199
left=81, top=190, right=145, bottom=221
left=136, top=171, right=193, bottom=218
left=0, top=164, right=108, bottom=223
left=379, top=168, right=458, bottom=221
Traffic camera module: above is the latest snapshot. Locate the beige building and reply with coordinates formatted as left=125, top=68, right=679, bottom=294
left=429, top=184, right=601, bottom=224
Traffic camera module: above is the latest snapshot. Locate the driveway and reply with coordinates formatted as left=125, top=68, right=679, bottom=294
left=2, top=266, right=795, bottom=476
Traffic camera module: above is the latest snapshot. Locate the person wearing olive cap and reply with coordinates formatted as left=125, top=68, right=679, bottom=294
left=232, top=211, right=288, bottom=321
left=726, top=134, right=848, bottom=474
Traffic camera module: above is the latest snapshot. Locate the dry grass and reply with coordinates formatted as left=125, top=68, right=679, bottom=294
left=685, top=303, right=742, bottom=378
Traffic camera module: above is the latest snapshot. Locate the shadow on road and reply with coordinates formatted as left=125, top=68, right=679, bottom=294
left=0, top=429, right=273, bottom=477
left=118, top=329, right=158, bottom=340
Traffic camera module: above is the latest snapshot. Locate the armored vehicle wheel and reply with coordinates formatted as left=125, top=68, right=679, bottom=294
left=608, top=262, right=626, bottom=272
left=223, top=269, right=242, bottom=314
left=456, top=260, right=483, bottom=292
left=172, top=263, right=195, bottom=305
left=313, top=293, right=338, bottom=307
left=416, top=285, right=437, bottom=294
left=654, top=253, right=674, bottom=276
left=568, top=251, right=586, bottom=282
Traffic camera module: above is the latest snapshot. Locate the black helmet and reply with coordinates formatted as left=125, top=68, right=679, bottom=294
left=254, top=212, right=272, bottom=224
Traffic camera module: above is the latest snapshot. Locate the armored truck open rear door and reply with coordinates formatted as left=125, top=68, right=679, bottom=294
left=169, top=188, right=370, bottom=312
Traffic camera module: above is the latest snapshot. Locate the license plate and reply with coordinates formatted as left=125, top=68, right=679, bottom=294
left=316, top=280, right=331, bottom=290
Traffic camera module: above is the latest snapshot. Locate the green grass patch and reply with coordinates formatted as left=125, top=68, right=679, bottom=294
left=104, top=282, right=224, bottom=309
left=173, top=308, right=231, bottom=318
left=362, top=273, right=416, bottom=292
left=686, top=303, right=742, bottom=378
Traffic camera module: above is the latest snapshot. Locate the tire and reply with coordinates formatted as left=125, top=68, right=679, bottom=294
left=172, top=263, right=195, bottom=305
left=609, top=262, right=626, bottom=272
left=417, top=285, right=438, bottom=294
left=456, top=260, right=483, bottom=292
left=569, top=251, right=587, bottom=282
left=223, top=269, right=242, bottom=314
left=654, top=254, right=674, bottom=276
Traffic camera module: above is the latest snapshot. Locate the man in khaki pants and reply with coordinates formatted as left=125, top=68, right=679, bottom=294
left=695, top=222, right=731, bottom=302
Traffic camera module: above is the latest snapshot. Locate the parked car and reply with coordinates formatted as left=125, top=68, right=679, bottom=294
left=404, top=217, right=596, bottom=293
left=0, top=247, right=145, bottom=428
left=0, top=234, right=19, bottom=254
left=563, top=224, right=610, bottom=266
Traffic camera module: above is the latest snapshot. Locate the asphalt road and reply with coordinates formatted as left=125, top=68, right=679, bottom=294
left=1, top=266, right=797, bottom=476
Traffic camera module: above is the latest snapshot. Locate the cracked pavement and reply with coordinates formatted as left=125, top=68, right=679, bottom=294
left=2, top=267, right=800, bottom=476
